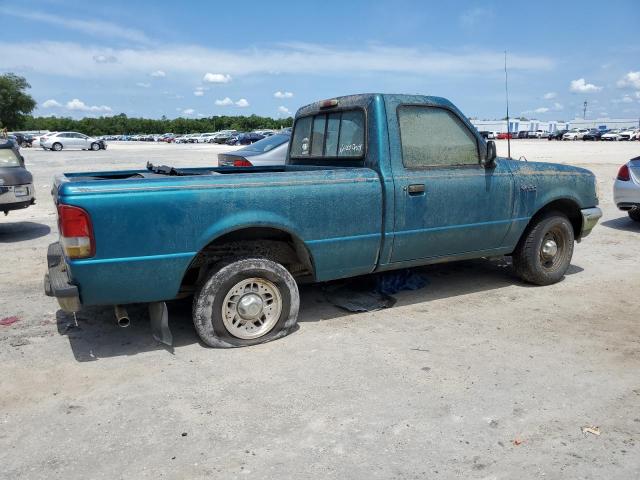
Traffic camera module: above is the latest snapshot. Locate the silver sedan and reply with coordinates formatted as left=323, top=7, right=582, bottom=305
left=40, top=131, right=102, bottom=151
left=613, top=156, right=640, bottom=222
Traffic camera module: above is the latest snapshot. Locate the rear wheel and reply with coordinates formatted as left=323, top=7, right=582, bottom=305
left=629, top=208, right=640, bottom=222
left=52, top=142, right=63, bottom=151
left=193, top=258, right=299, bottom=348
left=512, top=212, right=574, bottom=285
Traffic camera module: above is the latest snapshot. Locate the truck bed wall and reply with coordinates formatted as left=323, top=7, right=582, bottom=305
left=58, top=168, right=383, bottom=305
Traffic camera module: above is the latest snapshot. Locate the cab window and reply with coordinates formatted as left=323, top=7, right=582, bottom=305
left=290, top=109, right=365, bottom=163
left=398, top=106, right=479, bottom=168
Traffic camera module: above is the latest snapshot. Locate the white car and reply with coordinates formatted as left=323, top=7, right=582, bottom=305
left=40, top=132, right=102, bottom=151
left=619, top=129, right=639, bottom=141
left=613, top=156, right=640, bottom=222
left=562, top=129, right=590, bottom=140
left=601, top=130, right=622, bottom=141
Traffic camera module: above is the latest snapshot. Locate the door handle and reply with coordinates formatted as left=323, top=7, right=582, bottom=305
left=407, top=184, right=425, bottom=195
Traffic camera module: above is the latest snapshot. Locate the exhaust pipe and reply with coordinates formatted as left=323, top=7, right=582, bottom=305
left=114, top=305, right=130, bottom=328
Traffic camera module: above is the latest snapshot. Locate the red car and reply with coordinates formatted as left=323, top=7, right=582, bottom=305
left=496, top=132, right=514, bottom=139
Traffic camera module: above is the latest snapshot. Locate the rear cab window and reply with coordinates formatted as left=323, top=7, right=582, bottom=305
left=289, top=109, right=365, bottom=166
left=0, top=148, right=21, bottom=167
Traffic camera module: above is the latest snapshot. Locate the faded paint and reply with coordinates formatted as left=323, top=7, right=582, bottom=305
left=52, top=93, right=599, bottom=307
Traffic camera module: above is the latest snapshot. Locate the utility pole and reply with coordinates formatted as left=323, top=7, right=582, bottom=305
left=583, top=100, right=587, bottom=120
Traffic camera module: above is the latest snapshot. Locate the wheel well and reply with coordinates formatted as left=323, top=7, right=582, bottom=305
left=528, top=199, right=582, bottom=238
left=179, top=227, right=314, bottom=295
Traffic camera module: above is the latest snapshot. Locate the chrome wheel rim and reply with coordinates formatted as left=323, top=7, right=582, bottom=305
left=539, top=227, right=566, bottom=270
left=221, top=277, right=282, bottom=340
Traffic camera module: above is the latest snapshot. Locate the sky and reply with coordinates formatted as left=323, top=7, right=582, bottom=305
left=1, top=0, right=639, bottom=121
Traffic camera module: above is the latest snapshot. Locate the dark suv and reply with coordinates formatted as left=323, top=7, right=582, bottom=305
left=0, top=139, right=35, bottom=215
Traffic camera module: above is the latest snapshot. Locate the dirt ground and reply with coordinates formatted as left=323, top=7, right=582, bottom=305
left=1, top=140, right=639, bottom=479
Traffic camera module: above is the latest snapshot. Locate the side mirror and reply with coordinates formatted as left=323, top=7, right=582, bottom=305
left=483, top=140, right=497, bottom=168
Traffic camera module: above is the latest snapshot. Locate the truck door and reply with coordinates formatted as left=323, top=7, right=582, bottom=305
left=388, top=104, right=514, bottom=262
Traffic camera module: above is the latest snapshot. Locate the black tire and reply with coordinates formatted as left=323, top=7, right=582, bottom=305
left=90, top=142, right=100, bottom=151
left=512, top=212, right=574, bottom=286
left=192, top=257, right=299, bottom=348
left=52, top=142, right=63, bottom=151
left=629, top=208, right=640, bottom=222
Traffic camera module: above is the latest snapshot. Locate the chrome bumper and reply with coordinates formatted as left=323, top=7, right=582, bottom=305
left=580, top=207, right=602, bottom=239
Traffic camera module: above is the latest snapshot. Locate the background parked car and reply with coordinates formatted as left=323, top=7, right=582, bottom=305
left=226, top=132, right=265, bottom=146
left=517, top=131, right=529, bottom=139
left=40, top=132, right=102, bottom=151
left=613, top=156, right=640, bottom=222
left=8, top=133, right=33, bottom=148
left=496, top=132, right=514, bottom=139
left=582, top=129, right=604, bottom=141
left=0, top=139, right=35, bottom=215
left=619, top=129, right=639, bottom=141
left=212, top=130, right=238, bottom=144
left=562, top=129, right=590, bottom=140
left=548, top=129, right=568, bottom=140
left=602, top=130, right=622, bottom=141
left=218, top=133, right=290, bottom=167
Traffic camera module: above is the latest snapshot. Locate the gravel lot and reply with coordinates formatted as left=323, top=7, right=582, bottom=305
left=1, top=140, right=639, bottom=479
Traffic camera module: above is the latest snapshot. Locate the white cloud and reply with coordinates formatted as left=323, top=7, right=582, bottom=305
left=203, top=73, right=232, bottom=84
left=553, top=102, right=564, bottom=111
left=612, top=96, right=634, bottom=104
left=215, top=97, right=233, bottom=106
left=150, top=70, right=166, bottom=77
left=543, top=92, right=557, bottom=100
left=136, top=82, right=151, bottom=88
left=3, top=9, right=151, bottom=44
left=235, top=98, right=249, bottom=108
left=93, top=54, right=117, bottom=64
left=0, top=41, right=554, bottom=80
left=66, top=98, right=112, bottom=112
left=193, top=90, right=204, bottom=96
left=274, top=91, right=294, bottom=98
left=617, top=71, right=640, bottom=89
left=534, top=107, right=549, bottom=113
left=570, top=78, right=602, bottom=93
left=181, top=108, right=195, bottom=115
left=42, top=99, right=61, bottom=108
left=277, top=106, right=291, bottom=115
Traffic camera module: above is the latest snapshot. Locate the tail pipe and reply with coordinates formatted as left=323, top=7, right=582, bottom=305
left=114, top=305, right=130, bottom=328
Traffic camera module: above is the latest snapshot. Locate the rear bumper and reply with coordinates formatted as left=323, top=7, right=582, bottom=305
left=580, top=207, right=602, bottom=239
left=0, top=183, right=35, bottom=212
left=44, top=242, right=82, bottom=312
left=613, top=178, right=640, bottom=209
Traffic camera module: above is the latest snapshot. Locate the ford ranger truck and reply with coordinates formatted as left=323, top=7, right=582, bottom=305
left=44, top=94, right=602, bottom=347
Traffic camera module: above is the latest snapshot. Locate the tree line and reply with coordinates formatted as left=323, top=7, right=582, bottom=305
left=0, top=72, right=294, bottom=135
left=20, top=113, right=294, bottom=136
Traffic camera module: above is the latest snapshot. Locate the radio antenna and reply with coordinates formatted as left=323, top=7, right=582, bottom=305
left=504, top=50, right=511, bottom=159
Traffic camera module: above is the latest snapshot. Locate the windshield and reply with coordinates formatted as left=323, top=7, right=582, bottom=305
left=0, top=149, right=21, bottom=167
left=238, top=134, right=289, bottom=153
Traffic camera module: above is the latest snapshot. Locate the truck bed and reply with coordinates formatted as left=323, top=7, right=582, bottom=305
left=54, top=165, right=384, bottom=306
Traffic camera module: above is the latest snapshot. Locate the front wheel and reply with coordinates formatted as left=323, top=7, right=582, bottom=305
left=193, top=258, right=299, bottom=348
left=512, top=212, right=574, bottom=286
left=629, top=208, right=640, bottom=222
left=90, top=142, right=100, bottom=151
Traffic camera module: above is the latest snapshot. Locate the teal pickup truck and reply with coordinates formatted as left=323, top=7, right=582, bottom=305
left=44, top=94, right=602, bottom=347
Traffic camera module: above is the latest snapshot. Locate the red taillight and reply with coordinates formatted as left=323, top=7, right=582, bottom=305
left=57, top=204, right=95, bottom=258
left=233, top=159, right=253, bottom=167
left=617, top=164, right=630, bottom=181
